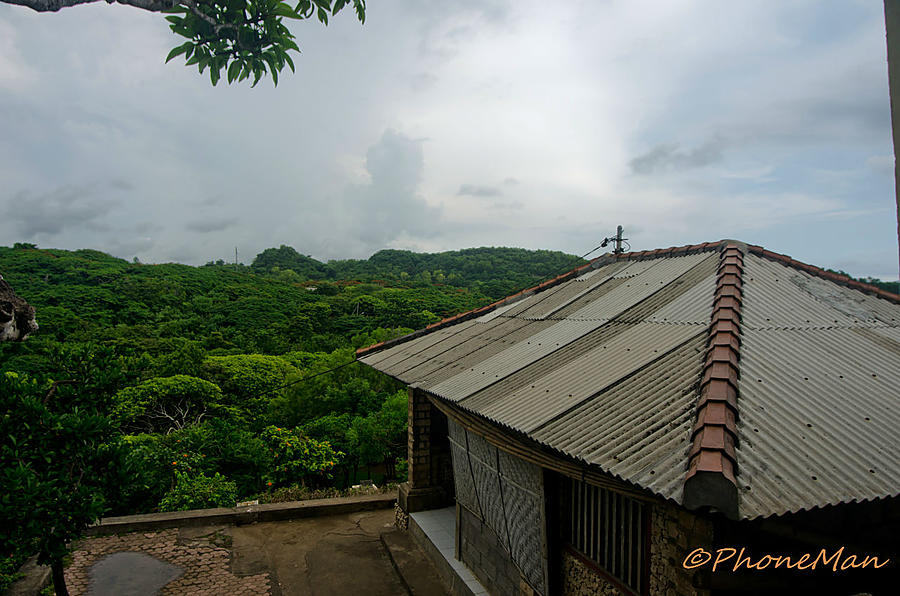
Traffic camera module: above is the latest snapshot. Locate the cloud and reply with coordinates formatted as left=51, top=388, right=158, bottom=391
left=458, top=184, right=503, bottom=197
left=487, top=200, right=524, bottom=211
left=630, top=137, right=725, bottom=175
left=106, top=236, right=155, bottom=258
left=331, top=130, right=442, bottom=256
left=186, top=217, right=238, bottom=233
left=3, top=185, right=119, bottom=239
left=503, top=177, right=519, bottom=185
left=109, top=179, right=135, bottom=191
left=410, top=72, right=438, bottom=91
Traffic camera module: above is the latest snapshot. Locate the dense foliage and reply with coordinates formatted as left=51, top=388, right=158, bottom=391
left=1, top=345, right=126, bottom=594
left=247, top=244, right=585, bottom=300
left=0, top=242, right=583, bottom=588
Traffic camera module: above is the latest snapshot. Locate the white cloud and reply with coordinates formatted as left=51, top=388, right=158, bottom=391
left=0, top=0, right=894, bottom=280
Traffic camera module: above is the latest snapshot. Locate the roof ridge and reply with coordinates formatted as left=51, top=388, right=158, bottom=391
left=746, top=244, right=900, bottom=304
left=682, top=242, right=743, bottom=519
left=356, top=241, right=727, bottom=358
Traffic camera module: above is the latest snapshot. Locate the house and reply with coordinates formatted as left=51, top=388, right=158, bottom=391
left=357, top=240, right=900, bottom=596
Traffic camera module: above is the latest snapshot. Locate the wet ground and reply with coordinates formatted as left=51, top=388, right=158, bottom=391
left=57, top=509, right=447, bottom=595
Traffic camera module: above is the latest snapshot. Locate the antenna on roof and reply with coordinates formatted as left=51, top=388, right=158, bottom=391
left=600, top=225, right=629, bottom=255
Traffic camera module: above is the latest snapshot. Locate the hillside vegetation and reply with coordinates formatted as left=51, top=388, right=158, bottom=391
left=1, top=242, right=583, bottom=589
left=0, top=242, right=582, bottom=499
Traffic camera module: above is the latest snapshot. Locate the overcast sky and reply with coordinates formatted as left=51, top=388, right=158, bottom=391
left=1, top=0, right=897, bottom=279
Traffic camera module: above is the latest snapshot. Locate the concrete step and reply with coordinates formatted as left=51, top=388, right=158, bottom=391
left=381, top=527, right=452, bottom=596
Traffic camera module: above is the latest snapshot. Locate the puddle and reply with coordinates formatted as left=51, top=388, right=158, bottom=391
left=88, top=551, right=183, bottom=596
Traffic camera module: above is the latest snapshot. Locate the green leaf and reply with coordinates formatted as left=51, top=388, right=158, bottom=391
left=165, top=42, right=192, bottom=64
left=274, top=2, right=301, bottom=19
left=317, top=7, right=328, bottom=24
left=227, top=59, right=242, bottom=84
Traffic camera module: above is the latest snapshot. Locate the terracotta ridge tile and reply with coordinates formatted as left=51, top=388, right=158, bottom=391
left=683, top=242, right=744, bottom=519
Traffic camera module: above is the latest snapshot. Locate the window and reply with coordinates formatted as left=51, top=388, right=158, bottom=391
left=560, top=477, right=648, bottom=595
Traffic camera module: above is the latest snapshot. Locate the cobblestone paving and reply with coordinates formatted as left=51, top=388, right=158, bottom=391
left=64, top=528, right=271, bottom=595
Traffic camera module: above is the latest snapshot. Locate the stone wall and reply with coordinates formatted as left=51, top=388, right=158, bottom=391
left=561, top=498, right=713, bottom=596
left=648, top=501, right=713, bottom=596
left=561, top=550, right=623, bottom=596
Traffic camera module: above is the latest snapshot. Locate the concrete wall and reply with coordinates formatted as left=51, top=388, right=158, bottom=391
left=459, top=504, right=536, bottom=596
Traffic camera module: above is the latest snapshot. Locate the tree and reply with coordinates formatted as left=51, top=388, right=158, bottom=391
left=0, top=275, right=37, bottom=342
left=1, top=0, right=366, bottom=86
left=113, top=374, right=225, bottom=434
left=0, top=345, right=125, bottom=596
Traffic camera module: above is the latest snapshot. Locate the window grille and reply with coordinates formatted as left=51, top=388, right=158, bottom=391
left=560, top=477, right=648, bottom=595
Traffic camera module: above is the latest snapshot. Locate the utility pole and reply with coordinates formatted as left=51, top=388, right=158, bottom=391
left=234, top=247, right=238, bottom=270
left=600, top=226, right=628, bottom=255
left=885, top=0, right=900, bottom=277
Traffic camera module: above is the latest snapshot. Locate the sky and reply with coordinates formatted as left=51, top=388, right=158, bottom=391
left=1, top=0, right=898, bottom=280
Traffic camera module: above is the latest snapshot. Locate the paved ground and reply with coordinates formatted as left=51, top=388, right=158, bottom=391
left=57, top=509, right=448, bottom=595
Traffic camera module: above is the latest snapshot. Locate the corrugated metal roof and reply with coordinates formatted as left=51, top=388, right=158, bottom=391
left=566, top=252, right=711, bottom=321
left=359, top=243, right=900, bottom=520
left=475, top=322, right=704, bottom=432
left=533, top=334, right=707, bottom=501
left=360, top=247, right=720, bottom=498
left=736, top=254, right=900, bottom=519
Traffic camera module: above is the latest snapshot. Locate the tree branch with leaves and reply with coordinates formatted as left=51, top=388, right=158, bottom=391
left=1, top=0, right=365, bottom=86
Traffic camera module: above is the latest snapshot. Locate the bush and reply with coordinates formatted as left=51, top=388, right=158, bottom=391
left=158, top=471, right=237, bottom=512
left=0, top=551, right=27, bottom=593
left=167, top=420, right=271, bottom=498
left=261, top=426, right=341, bottom=488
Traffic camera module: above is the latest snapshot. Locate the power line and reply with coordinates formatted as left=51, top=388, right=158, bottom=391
left=243, top=358, right=359, bottom=401
left=242, top=232, right=632, bottom=401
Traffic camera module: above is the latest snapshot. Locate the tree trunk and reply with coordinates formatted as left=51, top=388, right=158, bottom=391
left=51, top=557, right=69, bottom=596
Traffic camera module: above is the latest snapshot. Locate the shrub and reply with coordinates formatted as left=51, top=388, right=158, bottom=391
left=158, top=471, right=237, bottom=512
left=261, top=426, right=341, bottom=488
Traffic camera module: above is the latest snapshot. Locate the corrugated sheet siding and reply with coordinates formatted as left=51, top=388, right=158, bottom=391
left=737, top=254, right=900, bottom=519
left=449, top=419, right=547, bottom=594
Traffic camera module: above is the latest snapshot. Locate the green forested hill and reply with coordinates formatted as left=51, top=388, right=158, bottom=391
left=4, top=244, right=577, bottom=361
left=0, top=243, right=584, bottom=527
left=247, top=244, right=584, bottom=299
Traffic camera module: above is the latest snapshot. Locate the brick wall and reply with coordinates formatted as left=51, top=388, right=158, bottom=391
left=407, top=388, right=453, bottom=496
left=408, top=387, right=433, bottom=490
